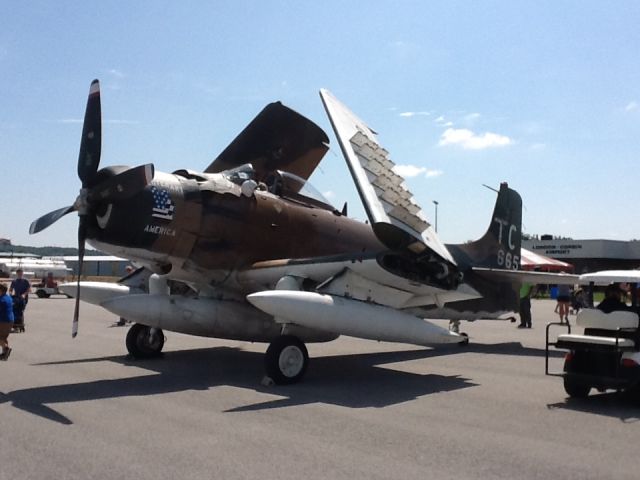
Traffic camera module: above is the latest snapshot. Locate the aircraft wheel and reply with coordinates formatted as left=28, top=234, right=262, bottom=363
left=563, top=376, right=591, bottom=398
left=126, top=323, right=165, bottom=358
left=265, top=335, right=309, bottom=385
left=458, top=332, right=469, bottom=346
left=36, top=290, right=50, bottom=299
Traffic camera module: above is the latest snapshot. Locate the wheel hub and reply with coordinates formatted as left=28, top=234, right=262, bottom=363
left=279, top=345, right=304, bottom=377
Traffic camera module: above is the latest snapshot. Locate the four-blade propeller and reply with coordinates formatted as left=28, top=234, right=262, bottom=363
left=29, top=79, right=155, bottom=337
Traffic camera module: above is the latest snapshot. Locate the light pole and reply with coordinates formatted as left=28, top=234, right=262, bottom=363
left=432, top=200, right=439, bottom=233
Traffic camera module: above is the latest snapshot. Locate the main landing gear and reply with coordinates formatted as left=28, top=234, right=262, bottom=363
left=126, top=323, right=165, bottom=358
left=265, top=335, right=309, bottom=385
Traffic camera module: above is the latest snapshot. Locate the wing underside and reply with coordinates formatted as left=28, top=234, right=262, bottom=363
left=205, top=102, right=329, bottom=182
left=319, top=89, right=454, bottom=265
left=238, top=255, right=481, bottom=310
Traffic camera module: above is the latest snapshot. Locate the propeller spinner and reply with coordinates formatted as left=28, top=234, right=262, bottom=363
left=29, top=79, right=154, bottom=336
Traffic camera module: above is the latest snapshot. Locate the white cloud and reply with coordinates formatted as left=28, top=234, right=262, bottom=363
left=625, top=101, right=638, bottom=112
left=393, top=165, right=427, bottom=177
left=393, top=165, right=443, bottom=179
left=438, top=128, right=513, bottom=150
left=434, top=116, right=453, bottom=127
left=108, top=69, right=125, bottom=78
left=399, top=111, right=430, bottom=118
left=323, top=190, right=335, bottom=199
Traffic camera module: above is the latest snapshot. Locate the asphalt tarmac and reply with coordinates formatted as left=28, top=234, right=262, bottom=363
left=1, top=298, right=638, bottom=480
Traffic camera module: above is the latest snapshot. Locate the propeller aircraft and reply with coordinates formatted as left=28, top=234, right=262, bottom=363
left=31, top=80, right=568, bottom=384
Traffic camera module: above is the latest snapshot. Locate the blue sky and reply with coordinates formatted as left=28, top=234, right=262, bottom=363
left=2, top=1, right=639, bottom=247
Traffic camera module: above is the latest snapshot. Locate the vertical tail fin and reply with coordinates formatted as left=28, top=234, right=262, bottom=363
left=446, top=183, right=522, bottom=270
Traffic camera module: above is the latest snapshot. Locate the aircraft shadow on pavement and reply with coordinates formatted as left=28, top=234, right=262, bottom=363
left=546, top=391, right=640, bottom=423
left=452, top=341, right=566, bottom=359
left=2, top=346, right=478, bottom=425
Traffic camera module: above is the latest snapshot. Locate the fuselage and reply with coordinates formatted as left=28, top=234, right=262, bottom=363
left=87, top=168, right=385, bottom=287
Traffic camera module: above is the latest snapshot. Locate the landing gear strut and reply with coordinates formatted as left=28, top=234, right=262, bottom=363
left=449, top=320, right=470, bottom=346
left=126, top=323, right=165, bottom=358
left=265, top=335, right=309, bottom=385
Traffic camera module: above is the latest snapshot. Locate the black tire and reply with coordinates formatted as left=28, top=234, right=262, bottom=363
left=564, top=376, right=591, bottom=398
left=265, top=335, right=309, bottom=385
left=458, top=332, right=470, bottom=346
left=126, top=323, right=165, bottom=359
left=36, top=290, right=50, bottom=299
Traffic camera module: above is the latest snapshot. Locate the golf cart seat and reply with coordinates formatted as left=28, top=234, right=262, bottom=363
left=556, top=309, right=639, bottom=350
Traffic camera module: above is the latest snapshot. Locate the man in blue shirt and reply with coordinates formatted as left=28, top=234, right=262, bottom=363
left=9, top=268, right=30, bottom=331
left=9, top=268, right=30, bottom=302
left=0, top=283, right=15, bottom=360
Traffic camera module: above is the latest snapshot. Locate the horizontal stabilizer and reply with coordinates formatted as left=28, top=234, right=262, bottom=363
left=472, top=268, right=579, bottom=285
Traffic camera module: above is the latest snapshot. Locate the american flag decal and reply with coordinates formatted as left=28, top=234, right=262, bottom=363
left=151, top=186, right=175, bottom=220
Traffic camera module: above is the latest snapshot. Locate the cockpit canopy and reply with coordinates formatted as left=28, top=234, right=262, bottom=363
left=174, top=164, right=335, bottom=211
left=223, top=164, right=334, bottom=211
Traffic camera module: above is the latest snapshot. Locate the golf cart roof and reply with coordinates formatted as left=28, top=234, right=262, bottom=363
left=579, top=270, right=640, bottom=285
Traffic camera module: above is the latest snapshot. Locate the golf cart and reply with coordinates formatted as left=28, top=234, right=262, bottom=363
left=34, top=272, right=71, bottom=298
left=545, top=270, right=640, bottom=398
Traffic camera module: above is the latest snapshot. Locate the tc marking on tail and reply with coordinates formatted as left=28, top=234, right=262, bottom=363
left=494, top=217, right=517, bottom=250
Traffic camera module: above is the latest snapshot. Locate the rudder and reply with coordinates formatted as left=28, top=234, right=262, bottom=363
left=446, top=182, right=522, bottom=270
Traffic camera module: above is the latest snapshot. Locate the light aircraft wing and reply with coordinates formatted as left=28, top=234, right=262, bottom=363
left=205, top=102, right=329, bottom=182
left=319, top=89, right=455, bottom=265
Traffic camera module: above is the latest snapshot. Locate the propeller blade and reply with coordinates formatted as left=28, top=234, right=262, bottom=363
left=77, top=79, right=102, bottom=186
left=72, top=216, right=88, bottom=338
left=87, top=163, right=155, bottom=203
left=29, top=205, right=76, bottom=234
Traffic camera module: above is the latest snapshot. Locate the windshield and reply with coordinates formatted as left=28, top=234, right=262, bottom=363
left=277, top=170, right=333, bottom=208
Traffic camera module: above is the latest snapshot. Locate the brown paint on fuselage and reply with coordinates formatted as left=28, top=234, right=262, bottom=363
left=88, top=172, right=383, bottom=274
left=189, top=190, right=385, bottom=271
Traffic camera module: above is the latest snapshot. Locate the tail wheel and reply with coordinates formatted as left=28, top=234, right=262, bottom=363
left=126, top=323, right=165, bottom=358
left=265, top=335, right=309, bottom=385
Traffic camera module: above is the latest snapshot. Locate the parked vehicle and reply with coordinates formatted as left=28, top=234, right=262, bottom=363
left=546, top=271, right=640, bottom=398
left=34, top=286, right=72, bottom=298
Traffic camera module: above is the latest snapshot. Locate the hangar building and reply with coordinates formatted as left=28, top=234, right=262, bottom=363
left=522, top=238, right=640, bottom=273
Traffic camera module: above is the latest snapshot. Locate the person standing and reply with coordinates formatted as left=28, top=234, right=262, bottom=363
left=556, top=283, right=572, bottom=324
left=9, top=268, right=31, bottom=305
left=518, top=282, right=534, bottom=328
left=9, top=268, right=30, bottom=331
left=0, top=283, right=15, bottom=360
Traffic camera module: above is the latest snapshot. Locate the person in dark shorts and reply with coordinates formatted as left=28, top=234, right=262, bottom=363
left=0, top=284, right=15, bottom=360
left=556, top=283, right=572, bottom=324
